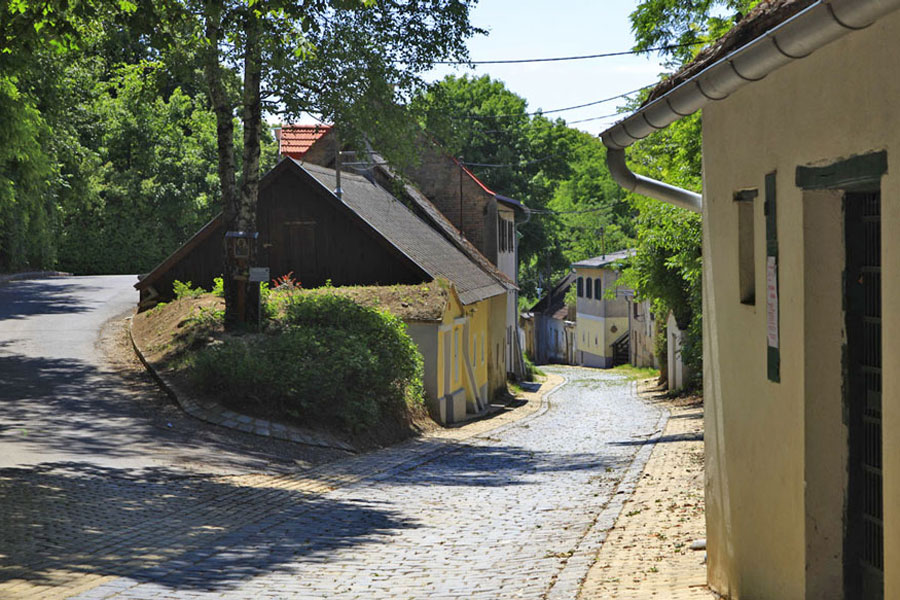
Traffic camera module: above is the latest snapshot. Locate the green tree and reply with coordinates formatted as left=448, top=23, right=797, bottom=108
left=414, top=74, right=633, bottom=301
left=617, top=1, right=727, bottom=384
left=0, top=0, right=131, bottom=271
left=631, top=0, right=761, bottom=66
left=163, top=0, right=482, bottom=327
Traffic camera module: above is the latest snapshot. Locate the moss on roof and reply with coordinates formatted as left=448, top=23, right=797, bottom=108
left=297, top=280, right=449, bottom=322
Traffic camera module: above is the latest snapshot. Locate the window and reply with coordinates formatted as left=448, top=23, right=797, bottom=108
left=577, top=277, right=584, bottom=297
left=586, top=278, right=592, bottom=299
left=481, top=334, right=485, bottom=364
left=508, top=221, right=515, bottom=251
left=595, top=278, right=602, bottom=299
left=453, top=328, right=459, bottom=383
left=735, top=189, right=757, bottom=305
left=633, top=302, right=639, bottom=319
left=498, top=220, right=505, bottom=252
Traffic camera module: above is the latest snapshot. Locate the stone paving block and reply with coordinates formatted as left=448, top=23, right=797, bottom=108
left=4, top=369, right=672, bottom=600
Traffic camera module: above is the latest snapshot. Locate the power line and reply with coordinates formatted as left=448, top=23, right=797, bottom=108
left=529, top=206, right=610, bottom=216
left=461, top=154, right=562, bottom=168
left=463, top=85, right=651, bottom=119
left=434, top=42, right=704, bottom=65
left=565, top=111, right=623, bottom=125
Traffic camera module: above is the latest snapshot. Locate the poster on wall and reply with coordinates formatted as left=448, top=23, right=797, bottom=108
left=766, top=256, right=779, bottom=349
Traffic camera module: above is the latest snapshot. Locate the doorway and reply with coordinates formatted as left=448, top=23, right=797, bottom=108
left=844, top=190, right=883, bottom=600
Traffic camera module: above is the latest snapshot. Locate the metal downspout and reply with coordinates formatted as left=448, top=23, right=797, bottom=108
left=601, top=0, right=900, bottom=210
left=606, top=148, right=702, bottom=212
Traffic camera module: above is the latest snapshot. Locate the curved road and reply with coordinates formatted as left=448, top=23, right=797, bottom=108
left=0, top=276, right=665, bottom=599
left=0, top=275, right=341, bottom=475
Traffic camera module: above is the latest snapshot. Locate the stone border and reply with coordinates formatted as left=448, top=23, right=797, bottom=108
left=128, top=317, right=356, bottom=453
left=0, top=271, right=72, bottom=285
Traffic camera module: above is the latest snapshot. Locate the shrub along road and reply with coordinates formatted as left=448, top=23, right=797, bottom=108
left=0, top=277, right=667, bottom=599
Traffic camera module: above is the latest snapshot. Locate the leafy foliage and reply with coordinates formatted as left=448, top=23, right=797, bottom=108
left=631, top=0, right=762, bottom=66
left=615, top=41, right=706, bottom=385
left=414, top=75, right=635, bottom=301
left=191, top=291, right=424, bottom=432
left=173, top=279, right=206, bottom=300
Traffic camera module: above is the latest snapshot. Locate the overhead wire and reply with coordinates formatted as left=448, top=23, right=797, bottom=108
left=463, top=85, right=651, bottom=119
left=434, top=41, right=704, bottom=65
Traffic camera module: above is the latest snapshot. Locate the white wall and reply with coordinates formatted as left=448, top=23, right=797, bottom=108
left=701, top=11, right=900, bottom=598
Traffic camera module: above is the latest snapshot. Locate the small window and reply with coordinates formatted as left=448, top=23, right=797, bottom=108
left=508, top=221, right=515, bottom=251
left=633, top=302, right=639, bottom=319
left=735, top=189, right=757, bottom=305
left=586, top=279, right=592, bottom=299
left=453, top=329, right=459, bottom=382
left=595, top=278, right=602, bottom=299
left=577, top=277, right=584, bottom=297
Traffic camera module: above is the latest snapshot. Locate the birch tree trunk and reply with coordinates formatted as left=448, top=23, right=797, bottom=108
left=223, top=9, right=263, bottom=327
left=203, top=3, right=247, bottom=328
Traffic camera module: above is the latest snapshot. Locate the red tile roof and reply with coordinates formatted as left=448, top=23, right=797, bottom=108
left=451, top=157, right=495, bottom=195
left=277, top=124, right=333, bottom=159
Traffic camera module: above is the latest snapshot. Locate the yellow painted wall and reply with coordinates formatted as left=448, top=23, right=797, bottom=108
left=574, top=265, right=631, bottom=364
left=435, top=286, right=498, bottom=410
left=700, top=11, right=900, bottom=599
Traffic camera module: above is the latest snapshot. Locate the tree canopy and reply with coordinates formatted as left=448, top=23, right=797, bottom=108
left=414, top=74, right=634, bottom=302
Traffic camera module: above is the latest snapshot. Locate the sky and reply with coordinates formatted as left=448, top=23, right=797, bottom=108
left=294, top=1, right=670, bottom=138
left=421, top=0, right=668, bottom=137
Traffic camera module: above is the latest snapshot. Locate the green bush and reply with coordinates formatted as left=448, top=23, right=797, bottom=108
left=190, top=292, right=424, bottom=432
left=173, top=280, right=205, bottom=300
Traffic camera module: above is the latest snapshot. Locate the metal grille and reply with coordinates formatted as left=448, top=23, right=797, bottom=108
left=860, top=194, right=883, bottom=578
left=846, top=191, right=883, bottom=598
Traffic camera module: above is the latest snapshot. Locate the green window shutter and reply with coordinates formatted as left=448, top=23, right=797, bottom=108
left=765, top=172, right=780, bottom=383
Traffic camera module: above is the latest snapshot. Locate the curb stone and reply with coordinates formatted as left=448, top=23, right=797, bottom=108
left=128, top=316, right=356, bottom=453
left=128, top=316, right=564, bottom=457
left=0, top=271, right=72, bottom=285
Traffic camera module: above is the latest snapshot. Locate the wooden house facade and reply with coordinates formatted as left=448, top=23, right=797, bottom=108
left=135, top=158, right=510, bottom=421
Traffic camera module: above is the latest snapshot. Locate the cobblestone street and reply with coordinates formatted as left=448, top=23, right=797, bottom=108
left=2, top=364, right=665, bottom=599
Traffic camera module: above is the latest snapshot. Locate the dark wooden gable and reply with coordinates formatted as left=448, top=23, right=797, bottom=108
left=136, top=159, right=431, bottom=306
left=258, top=165, right=427, bottom=288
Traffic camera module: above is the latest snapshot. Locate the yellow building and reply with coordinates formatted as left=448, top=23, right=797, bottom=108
left=404, top=281, right=506, bottom=424
left=572, top=250, right=633, bottom=368
left=599, top=1, right=900, bottom=597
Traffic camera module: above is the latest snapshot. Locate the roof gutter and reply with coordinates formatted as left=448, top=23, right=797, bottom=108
left=601, top=0, right=900, bottom=212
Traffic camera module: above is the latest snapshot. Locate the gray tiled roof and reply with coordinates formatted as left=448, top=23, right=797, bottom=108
left=296, top=160, right=506, bottom=305
left=571, top=249, right=635, bottom=269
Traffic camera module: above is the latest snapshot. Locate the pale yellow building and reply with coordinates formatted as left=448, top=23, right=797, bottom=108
left=572, top=250, right=633, bottom=368
left=405, top=281, right=504, bottom=424
left=599, top=1, right=900, bottom=598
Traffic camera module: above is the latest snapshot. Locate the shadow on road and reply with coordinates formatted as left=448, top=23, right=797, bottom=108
left=609, top=431, right=704, bottom=446
left=0, top=280, right=105, bottom=321
left=0, top=351, right=319, bottom=472
left=376, top=442, right=632, bottom=488
left=0, top=462, right=416, bottom=590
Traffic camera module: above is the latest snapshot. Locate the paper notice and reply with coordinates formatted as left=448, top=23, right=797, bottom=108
left=766, top=256, right=779, bottom=349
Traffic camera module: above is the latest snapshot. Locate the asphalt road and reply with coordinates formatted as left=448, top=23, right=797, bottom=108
left=0, top=275, right=344, bottom=476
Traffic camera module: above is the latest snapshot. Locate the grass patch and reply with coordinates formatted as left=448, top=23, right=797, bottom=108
left=612, top=364, right=660, bottom=380
left=523, top=353, right=545, bottom=381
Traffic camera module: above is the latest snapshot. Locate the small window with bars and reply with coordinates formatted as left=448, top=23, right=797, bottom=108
left=734, top=189, right=758, bottom=305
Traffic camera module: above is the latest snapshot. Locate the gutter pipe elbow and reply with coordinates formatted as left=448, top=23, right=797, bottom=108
left=604, top=147, right=702, bottom=213
left=599, top=0, right=900, bottom=214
